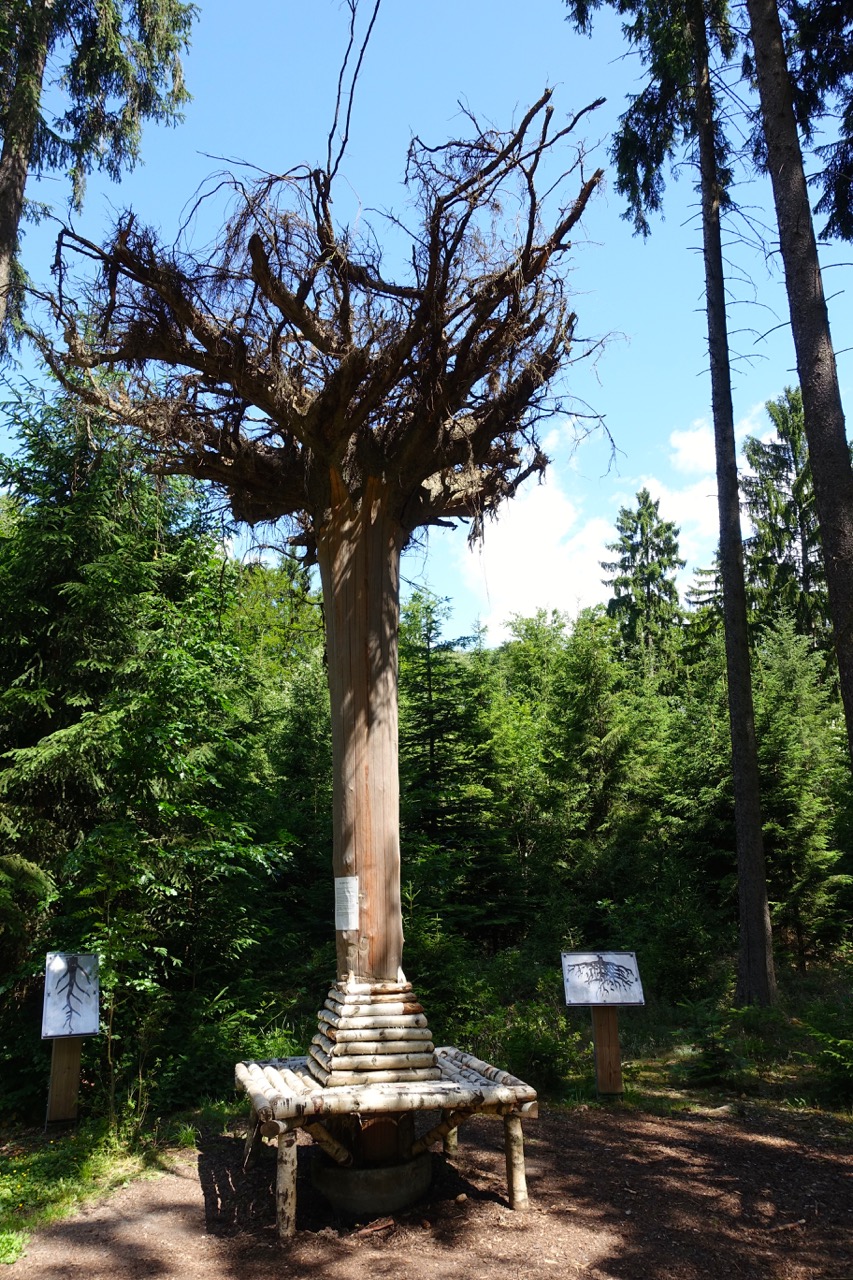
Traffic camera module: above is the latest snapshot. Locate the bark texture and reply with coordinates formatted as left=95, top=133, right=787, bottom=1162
left=690, top=0, right=776, bottom=1004
left=0, top=0, right=50, bottom=334
left=317, top=473, right=405, bottom=982
left=745, top=0, right=853, bottom=769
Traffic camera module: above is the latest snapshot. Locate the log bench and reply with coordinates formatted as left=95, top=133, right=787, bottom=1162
left=235, top=1045, right=538, bottom=1237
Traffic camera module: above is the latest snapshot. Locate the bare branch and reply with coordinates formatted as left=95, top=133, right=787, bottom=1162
left=37, top=90, right=606, bottom=556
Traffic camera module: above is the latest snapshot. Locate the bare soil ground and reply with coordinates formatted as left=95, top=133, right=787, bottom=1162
left=10, top=1102, right=853, bottom=1280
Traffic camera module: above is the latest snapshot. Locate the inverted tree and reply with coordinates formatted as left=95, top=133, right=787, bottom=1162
left=40, top=90, right=603, bottom=987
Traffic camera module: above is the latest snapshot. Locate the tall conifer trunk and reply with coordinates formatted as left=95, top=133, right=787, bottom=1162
left=0, top=1, right=51, bottom=333
left=745, top=0, right=853, bottom=769
left=316, top=473, right=405, bottom=982
left=689, top=0, right=776, bottom=1004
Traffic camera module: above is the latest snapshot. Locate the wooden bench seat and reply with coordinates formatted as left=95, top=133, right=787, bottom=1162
left=235, top=1045, right=537, bottom=1236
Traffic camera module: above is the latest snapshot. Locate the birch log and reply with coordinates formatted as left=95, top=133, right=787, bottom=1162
left=312, top=1031, right=336, bottom=1058
left=333, top=1026, right=433, bottom=1043
left=410, top=1109, right=471, bottom=1155
left=276, top=1131, right=298, bottom=1238
left=338, top=980, right=413, bottom=995
left=329, top=1052, right=437, bottom=1072
left=328, top=987, right=420, bottom=1002
left=243, top=1114, right=263, bottom=1170
left=331, top=1039, right=435, bottom=1056
left=438, top=1047, right=534, bottom=1092
left=320, top=1066, right=442, bottom=1086
left=325, top=998, right=425, bottom=1018
left=319, top=1009, right=428, bottom=1030
left=304, top=1122, right=353, bottom=1166
left=234, top=1064, right=277, bottom=1123
left=262, top=1082, right=508, bottom=1118
left=504, top=1114, right=529, bottom=1211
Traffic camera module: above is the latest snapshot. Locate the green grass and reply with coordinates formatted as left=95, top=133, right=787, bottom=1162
left=0, top=1098, right=243, bottom=1264
left=0, top=1121, right=158, bottom=1265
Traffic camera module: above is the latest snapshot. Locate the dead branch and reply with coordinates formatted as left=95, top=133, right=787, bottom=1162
left=37, top=89, right=605, bottom=552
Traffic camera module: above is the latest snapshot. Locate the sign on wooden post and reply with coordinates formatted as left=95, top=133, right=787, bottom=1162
left=42, top=953, right=99, bottom=1123
left=561, top=952, right=644, bottom=1097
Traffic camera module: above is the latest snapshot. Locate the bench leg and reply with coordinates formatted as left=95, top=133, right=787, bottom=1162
left=442, top=1109, right=459, bottom=1155
left=504, top=1113, right=528, bottom=1211
left=243, top=1112, right=262, bottom=1171
left=276, top=1130, right=298, bottom=1238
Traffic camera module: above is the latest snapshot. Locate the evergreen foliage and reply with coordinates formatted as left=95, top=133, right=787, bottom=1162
left=601, top=487, right=685, bottom=667
left=0, top=386, right=851, bottom=1118
left=742, top=388, right=830, bottom=649
left=0, top=0, right=195, bottom=340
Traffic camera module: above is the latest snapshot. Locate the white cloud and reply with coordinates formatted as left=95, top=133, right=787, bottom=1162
left=735, top=401, right=768, bottom=443
left=637, top=474, right=720, bottom=577
left=669, top=421, right=715, bottom=474
left=416, top=406, right=771, bottom=641
left=449, top=472, right=613, bottom=642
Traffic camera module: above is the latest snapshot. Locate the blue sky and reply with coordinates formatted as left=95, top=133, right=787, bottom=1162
left=16, top=0, right=853, bottom=640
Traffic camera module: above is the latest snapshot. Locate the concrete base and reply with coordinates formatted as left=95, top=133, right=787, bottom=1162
left=311, top=1151, right=433, bottom=1217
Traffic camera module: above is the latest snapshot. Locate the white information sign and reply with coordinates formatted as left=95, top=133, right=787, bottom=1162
left=334, top=876, right=360, bottom=931
left=42, top=953, right=100, bottom=1038
left=561, top=951, right=644, bottom=1007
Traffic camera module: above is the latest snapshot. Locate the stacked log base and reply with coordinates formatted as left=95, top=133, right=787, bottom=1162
left=307, top=979, right=439, bottom=1088
left=236, top=1047, right=538, bottom=1237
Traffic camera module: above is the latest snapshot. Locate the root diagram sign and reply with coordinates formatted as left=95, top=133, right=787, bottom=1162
left=42, top=953, right=100, bottom=1038
left=561, top=952, right=644, bottom=1006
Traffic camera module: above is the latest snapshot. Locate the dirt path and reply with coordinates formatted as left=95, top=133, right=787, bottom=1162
left=11, top=1104, right=853, bottom=1279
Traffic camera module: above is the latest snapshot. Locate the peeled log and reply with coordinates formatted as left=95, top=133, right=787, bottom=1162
left=319, top=477, right=405, bottom=982
left=504, top=1113, right=529, bottom=1211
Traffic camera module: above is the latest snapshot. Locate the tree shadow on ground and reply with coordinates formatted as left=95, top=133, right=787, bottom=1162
left=11, top=1106, right=853, bottom=1280
left=195, top=1125, right=499, bottom=1240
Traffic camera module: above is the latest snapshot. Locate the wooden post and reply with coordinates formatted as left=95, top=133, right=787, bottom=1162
left=45, top=1037, right=83, bottom=1124
left=503, top=1113, right=528, bottom=1211
left=276, top=1130, right=298, bottom=1239
left=591, top=1006, right=623, bottom=1096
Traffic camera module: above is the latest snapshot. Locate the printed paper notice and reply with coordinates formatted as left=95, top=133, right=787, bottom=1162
left=334, top=876, right=359, bottom=931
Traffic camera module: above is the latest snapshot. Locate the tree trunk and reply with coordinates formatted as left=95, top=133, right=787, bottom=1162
left=316, top=471, right=405, bottom=983
left=0, top=1, right=51, bottom=335
left=745, top=0, right=853, bottom=769
left=689, top=0, right=777, bottom=1004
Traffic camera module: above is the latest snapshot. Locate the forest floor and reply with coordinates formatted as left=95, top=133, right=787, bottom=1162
left=7, top=1096, right=853, bottom=1280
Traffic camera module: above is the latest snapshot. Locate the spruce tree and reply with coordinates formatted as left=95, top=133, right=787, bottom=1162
left=742, top=388, right=830, bottom=649
left=601, top=488, right=685, bottom=667
left=0, top=0, right=194, bottom=340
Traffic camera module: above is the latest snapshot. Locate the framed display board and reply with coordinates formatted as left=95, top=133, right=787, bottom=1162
left=42, top=953, right=100, bottom=1039
left=561, top=951, right=644, bottom=1007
